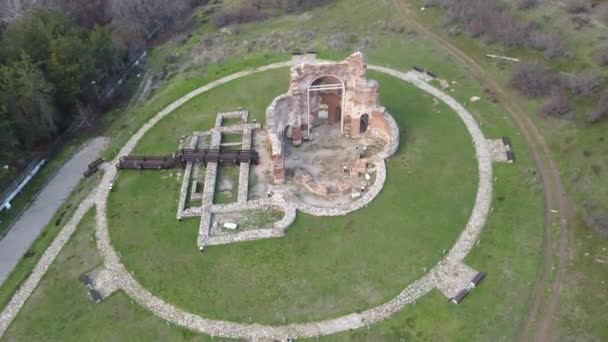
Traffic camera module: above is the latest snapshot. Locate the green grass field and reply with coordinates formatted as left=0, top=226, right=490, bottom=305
left=402, top=1, right=608, bottom=338
left=0, top=168, right=105, bottom=312
left=1, top=0, right=552, bottom=340
left=2, top=209, right=226, bottom=342
left=106, top=69, right=478, bottom=324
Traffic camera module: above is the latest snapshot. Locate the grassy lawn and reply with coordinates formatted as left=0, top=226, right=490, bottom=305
left=0, top=169, right=105, bottom=312
left=221, top=133, right=242, bottom=143
left=221, top=117, right=243, bottom=126
left=1, top=209, right=225, bottom=342
left=400, top=1, right=608, bottom=339
left=106, top=70, right=478, bottom=325
left=1, top=0, right=549, bottom=339
left=214, top=165, right=239, bottom=204
left=102, top=52, right=289, bottom=160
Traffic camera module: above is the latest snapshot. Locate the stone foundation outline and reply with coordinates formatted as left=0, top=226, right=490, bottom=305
left=0, top=58, right=517, bottom=340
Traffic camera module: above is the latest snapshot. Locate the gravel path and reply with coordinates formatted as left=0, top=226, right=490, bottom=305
left=90, top=63, right=493, bottom=339
left=0, top=137, right=108, bottom=286
left=1, top=61, right=493, bottom=340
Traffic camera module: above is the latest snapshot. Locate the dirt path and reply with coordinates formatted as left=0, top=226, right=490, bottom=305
left=391, top=1, right=570, bottom=341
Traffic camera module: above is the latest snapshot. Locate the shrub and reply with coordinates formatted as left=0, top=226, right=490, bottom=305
left=588, top=91, right=608, bottom=123
left=422, top=0, right=442, bottom=7
left=543, top=38, right=565, bottom=60
left=596, top=47, right=608, bottom=66
left=564, top=0, right=588, bottom=14
left=524, top=30, right=564, bottom=59
left=583, top=201, right=608, bottom=236
left=435, top=0, right=563, bottom=59
left=212, top=5, right=266, bottom=28
left=539, top=89, right=571, bottom=117
left=571, top=15, right=591, bottom=30
left=510, top=62, right=556, bottom=98
left=516, top=0, right=538, bottom=10
left=563, top=72, right=600, bottom=96
left=602, top=8, right=608, bottom=24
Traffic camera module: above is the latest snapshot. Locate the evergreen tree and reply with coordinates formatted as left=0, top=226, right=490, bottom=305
left=48, top=34, right=97, bottom=106
left=88, top=25, right=120, bottom=79
left=0, top=54, right=57, bottom=148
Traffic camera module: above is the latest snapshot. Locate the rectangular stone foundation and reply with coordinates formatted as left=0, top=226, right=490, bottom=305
left=237, top=128, right=253, bottom=203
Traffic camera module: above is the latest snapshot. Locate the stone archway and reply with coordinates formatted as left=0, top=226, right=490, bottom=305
left=308, top=75, right=345, bottom=131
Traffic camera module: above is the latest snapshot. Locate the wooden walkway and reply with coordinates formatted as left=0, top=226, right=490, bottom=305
left=115, top=148, right=259, bottom=170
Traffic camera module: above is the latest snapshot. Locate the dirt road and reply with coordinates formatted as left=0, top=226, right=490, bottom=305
left=391, top=1, right=570, bottom=341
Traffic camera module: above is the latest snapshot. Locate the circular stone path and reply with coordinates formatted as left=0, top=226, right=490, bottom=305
left=92, top=61, right=493, bottom=340
left=1, top=60, right=490, bottom=340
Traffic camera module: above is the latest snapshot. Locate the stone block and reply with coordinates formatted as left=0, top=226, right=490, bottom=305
left=223, top=222, right=238, bottom=230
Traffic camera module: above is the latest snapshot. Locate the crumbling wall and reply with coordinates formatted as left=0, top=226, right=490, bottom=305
left=266, top=52, right=394, bottom=184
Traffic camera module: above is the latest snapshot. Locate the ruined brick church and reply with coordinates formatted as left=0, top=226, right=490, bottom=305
left=266, top=52, right=393, bottom=183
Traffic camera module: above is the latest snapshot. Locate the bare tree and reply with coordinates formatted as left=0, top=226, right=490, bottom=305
left=596, top=47, right=608, bottom=66
left=516, top=0, right=538, bottom=10
left=588, top=91, right=608, bottom=123
left=0, top=0, right=39, bottom=24
left=583, top=200, right=608, bottom=236
left=109, top=0, right=191, bottom=49
left=539, top=88, right=570, bottom=117
left=564, top=0, right=588, bottom=14
left=212, top=4, right=266, bottom=28
left=524, top=30, right=564, bottom=59
left=563, top=72, right=600, bottom=96
left=510, top=62, right=556, bottom=98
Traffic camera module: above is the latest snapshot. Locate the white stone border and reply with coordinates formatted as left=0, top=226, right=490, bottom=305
left=0, top=60, right=493, bottom=340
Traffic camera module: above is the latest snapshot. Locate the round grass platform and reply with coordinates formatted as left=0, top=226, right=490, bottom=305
left=107, top=68, right=478, bottom=325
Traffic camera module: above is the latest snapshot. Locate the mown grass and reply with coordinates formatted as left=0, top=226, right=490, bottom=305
left=401, top=1, right=608, bottom=339
left=1, top=209, right=228, bottom=342
left=0, top=169, right=104, bottom=312
left=102, top=52, right=289, bottom=160
left=1, top=0, right=547, bottom=339
left=106, top=69, right=478, bottom=324
left=321, top=71, right=544, bottom=341
left=214, top=165, right=239, bottom=204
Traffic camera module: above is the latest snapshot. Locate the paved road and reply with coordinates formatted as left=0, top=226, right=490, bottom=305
left=0, top=137, right=108, bottom=286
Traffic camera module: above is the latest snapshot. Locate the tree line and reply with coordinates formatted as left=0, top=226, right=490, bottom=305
left=0, top=0, right=193, bottom=165
left=212, top=0, right=334, bottom=27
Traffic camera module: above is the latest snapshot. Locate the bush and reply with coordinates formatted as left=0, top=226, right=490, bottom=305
left=435, top=0, right=563, bottom=59
left=422, top=0, right=442, bottom=7
left=271, top=0, right=334, bottom=12
left=212, top=5, right=266, bottom=28
left=510, top=62, right=556, bottom=98
left=524, top=30, right=564, bottom=59
left=596, top=47, right=608, bottom=66
left=516, top=0, right=538, bottom=10
left=539, top=89, right=571, bottom=117
left=583, top=201, right=608, bottom=236
left=211, top=0, right=334, bottom=27
left=563, top=72, right=601, bottom=96
left=571, top=15, right=591, bottom=30
left=602, top=8, right=608, bottom=24
left=564, top=0, right=588, bottom=14
left=588, top=91, right=608, bottom=123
